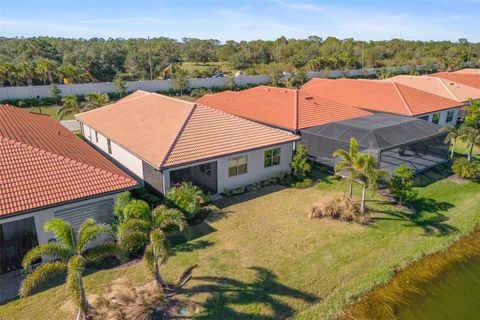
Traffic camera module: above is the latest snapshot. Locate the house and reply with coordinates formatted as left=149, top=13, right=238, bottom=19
left=452, top=68, right=480, bottom=75
left=0, top=105, right=138, bottom=275
left=75, top=91, right=300, bottom=195
left=430, top=71, right=480, bottom=90
left=301, top=78, right=463, bottom=126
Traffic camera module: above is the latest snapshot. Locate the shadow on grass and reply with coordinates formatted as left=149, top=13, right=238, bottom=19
left=373, top=197, right=457, bottom=236
left=414, top=164, right=452, bottom=187
left=181, top=266, right=319, bottom=320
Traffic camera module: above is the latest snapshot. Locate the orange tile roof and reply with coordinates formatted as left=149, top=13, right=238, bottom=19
left=431, top=72, right=480, bottom=89
left=196, top=85, right=370, bottom=130
left=302, top=78, right=461, bottom=116
left=453, top=68, right=480, bottom=74
left=383, top=75, right=480, bottom=102
left=300, top=78, right=332, bottom=89
left=0, top=105, right=138, bottom=217
left=76, top=91, right=299, bottom=169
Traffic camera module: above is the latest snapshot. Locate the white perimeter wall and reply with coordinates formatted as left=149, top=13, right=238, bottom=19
left=416, top=107, right=459, bottom=126
left=0, top=193, right=120, bottom=246
left=80, top=122, right=144, bottom=181
left=163, top=142, right=294, bottom=193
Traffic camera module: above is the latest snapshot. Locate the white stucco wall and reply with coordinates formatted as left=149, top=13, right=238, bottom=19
left=163, top=142, right=295, bottom=193
left=0, top=193, right=120, bottom=246
left=416, top=107, right=459, bottom=126
left=80, top=122, right=144, bottom=180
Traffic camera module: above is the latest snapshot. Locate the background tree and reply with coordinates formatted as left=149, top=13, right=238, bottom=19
left=333, top=137, right=360, bottom=197
left=114, top=74, right=128, bottom=98
left=459, top=124, right=480, bottom=162
left=58, top=95, right=80, bottom=119
left=171, top=69, right=189, bottom=95
left=291, top=144, right=311, bottom=180
left=388, top=164, right=418, bottom=205
left=355, top=154, right=385, bottom=214
left=20, top=218, right=121, bottom=318
left=82, top=91, right=109, bottom=111
left=441, top=125, right=459, bottom=159
left=465, top=99, right=480, bottom=126
left=49, top=83, right=61, bottom=104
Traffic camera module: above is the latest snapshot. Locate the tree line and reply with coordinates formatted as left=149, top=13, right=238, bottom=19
left=0, top=36, right=478, bottom=86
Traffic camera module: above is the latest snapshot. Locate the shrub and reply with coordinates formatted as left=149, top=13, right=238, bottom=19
left=452, top=158, right=479, bottom=180
left=114, top=191, right=132, bottom=219
left=388, top=164, right=418, bottom=205
left=291, top=178, right=314, bottom=189
left=130, top=187, right=163, bottom=208
left=291, top=144, right=311, bottom=179
left=122, top=199, right=151, bottom=221
left=308, top=192, right=371, bottom=224
left=166, top=182, right=208, bottom=220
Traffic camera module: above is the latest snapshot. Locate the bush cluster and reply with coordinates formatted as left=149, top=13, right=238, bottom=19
left=308, top=192, right=371, bottom=224
left=452, top=158, right=480, bottom=180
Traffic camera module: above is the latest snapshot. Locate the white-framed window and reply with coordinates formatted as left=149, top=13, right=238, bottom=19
left=228, top=155, right=247, bottom=177
left=107, top=139, right=112, bottom=154
left=432, top=113, right=441, bottom=125
left=264, top=147, right=281, bottom=168
left=88, top=127, right=92, bottom=141
left=446, top=110, right=454, bottom=123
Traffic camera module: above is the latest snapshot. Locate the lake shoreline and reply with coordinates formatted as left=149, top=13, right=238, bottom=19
left=340, top=226, right=480, bottom=319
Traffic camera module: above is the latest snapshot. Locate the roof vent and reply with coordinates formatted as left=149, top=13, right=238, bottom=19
left=305, top=96, right=314, bottom=100
left=265, top=88, right=270, bottom=91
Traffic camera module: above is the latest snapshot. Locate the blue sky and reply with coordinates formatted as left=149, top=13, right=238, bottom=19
left=0, top=0, right=479, bottom=42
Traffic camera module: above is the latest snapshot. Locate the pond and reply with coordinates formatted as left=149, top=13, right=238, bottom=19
left=343, top=228, right=480, bottom=319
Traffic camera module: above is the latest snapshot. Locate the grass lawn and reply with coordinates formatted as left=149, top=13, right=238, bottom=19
left=27, top=105, right=74, bottom=120
left=181, top=61, right=235, bottom=74
left=1, top=170, right=480, bottom=319
left=453, top=139, right=480, bottom=159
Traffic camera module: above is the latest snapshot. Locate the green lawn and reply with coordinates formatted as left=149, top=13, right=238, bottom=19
left=453, top=139, right=480, bottom=159
left=1, top=170, right=480, bottom=319
left=27, top=105, right=74, bottom=120
left=181, top=61, right=234, bottom=74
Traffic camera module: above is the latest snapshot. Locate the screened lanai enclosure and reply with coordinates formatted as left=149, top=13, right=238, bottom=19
left=301, top=113, right=449, bottom=173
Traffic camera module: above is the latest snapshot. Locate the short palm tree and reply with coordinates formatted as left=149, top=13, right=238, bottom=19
left=82, top=92, right=109, bottom=110
left=117, top=203, right=187, bottom=289
left=441, top=125, right=459, bottom=159
left=459, top=124, right=480, bottom=162
left=57, top=95, right=80, bottom=119
left=333, top=137, right=360, bottom=197
left=355, top=153, right=385, bottom=214
left=21, top=218, right=121, bottom=319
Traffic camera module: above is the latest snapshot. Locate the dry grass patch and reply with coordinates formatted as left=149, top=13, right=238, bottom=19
left=308, top=192, right=371, bottom=224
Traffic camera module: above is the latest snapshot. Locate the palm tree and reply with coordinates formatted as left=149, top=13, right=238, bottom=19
left=441, top=125, right=459, bottom=159
left=21, top=218, right=121, bottom=319
left=355, top=153, right=385, bottom=214
left=459, top=124, right=480, bottom=162
left=117, top=203, right=187, bottom=289
left=58, top=95, right=80, bottom=119
left=82, top=92, right=110, bottom=111
left=333, top=138, right=360, bottom=198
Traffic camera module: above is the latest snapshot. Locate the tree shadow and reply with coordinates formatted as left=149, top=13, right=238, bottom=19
left=373, top=197, right=457, bottom=236
left=178, top=266, right=319, bottom=319
left=414, top=164, right=452, bottom=187
left=171, top=240, right=215, bottom=256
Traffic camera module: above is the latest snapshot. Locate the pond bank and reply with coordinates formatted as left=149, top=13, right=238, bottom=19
left=341, top=226, right=480, bottom=319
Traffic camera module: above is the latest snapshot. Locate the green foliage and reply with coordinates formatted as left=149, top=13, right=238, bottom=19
left=291, top=178, right=314, bottom=189
left=58, top=95, right=79, bottom=120
left=291, top=144, right=312, bottom=179
left=452, top=158, right=479, bottom=180
left=172, top=69, right=189, bottom=94
left=82, top=91, right=109, bottom=110
left=464, top=99, right=480, bottom=126
left=113, top=74, right=128, bottom=97
left=122, top=199, right=151, bottom=222
left=130, top=187, right=164, bottom=208
left=114, top=191, right=132, bottom=218
left=388, top=164, right=419, bottom=205
left=48, top=83, right=61, bottom=103
left=458, top=124, right=480, bottom=162
left=166, top=182, right=207, bottom=220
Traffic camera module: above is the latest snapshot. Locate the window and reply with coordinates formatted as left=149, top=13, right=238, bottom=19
left=446, top=110, right=454, bottom=123
left=228, top=155, right=247, bottom=177
left=95, top=131, right=98, bottom=142
left=264, top=147, right=281, bottom=168
left=418, top=115, right=429, bottom=121
left=88, top=127, right=92, bottom=141
left=432, top=113, right=440, bottom=125
left=107, top=139, right=112, bottom=154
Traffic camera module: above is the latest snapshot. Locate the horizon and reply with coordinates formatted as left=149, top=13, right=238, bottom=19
left=0, top=0, right=479, bottom=42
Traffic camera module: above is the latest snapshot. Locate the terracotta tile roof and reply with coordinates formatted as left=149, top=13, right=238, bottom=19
left=0, top=105, right=138, bottom=217
left=300, top=78, right=332, bottom=89
left=76, top=91, right=300, bottom=169
left=383, top=75, right=480, bottom=102
left=196, top=85, right=370, bottom=130
left=453, top=68, right=480, bottom=74
left=302, top=78, right=462, bottom=116
left=431, top=72, right=480, bottom=89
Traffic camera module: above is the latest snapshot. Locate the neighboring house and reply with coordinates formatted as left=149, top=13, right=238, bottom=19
left=430, top=71, right=480, bottom=90
left=75, top=90, right=300, bottom=195
left=301, top=78, right=463, bottom=126
left=452, top=68, right=480, bottom=75
left=196, top=85, right=371, bottom=132
left=0, top=105, right=138, bottom=275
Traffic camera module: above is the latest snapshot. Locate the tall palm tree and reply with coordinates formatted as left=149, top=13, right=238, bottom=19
left=355, top=154, right=384, bottom=214
left=333, top=137, right=360, bottom=197
left=82, top=92, right=110, bottom=111
left=21, top=218, right=121, bottom=319
left=459, top=124, right=480, bottom=162
left=117, top=203, right=187, bottom=289
left=58, top=95, right=80, bottom=119
left=441, top=125, right=459, bottom=159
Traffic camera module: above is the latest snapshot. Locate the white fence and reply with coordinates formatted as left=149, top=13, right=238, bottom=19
left=0, top=75, right=271, bottom=100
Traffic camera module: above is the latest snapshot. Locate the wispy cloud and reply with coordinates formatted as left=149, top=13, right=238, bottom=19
left=275, top=0, right=326, bottom=12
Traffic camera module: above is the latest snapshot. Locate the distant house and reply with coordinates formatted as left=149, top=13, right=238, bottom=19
left=76, top=91, right=299, bottom=195
left=431, top=71, right=480, bottom=90
left=301, top=78, right=463, bottom=126
left=0, top=105, right=138, bottom=275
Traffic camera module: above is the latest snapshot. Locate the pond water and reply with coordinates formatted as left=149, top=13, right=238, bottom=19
left=343, top=229, right=480, bottom=320
left=397, top=254, right=480, bottom=319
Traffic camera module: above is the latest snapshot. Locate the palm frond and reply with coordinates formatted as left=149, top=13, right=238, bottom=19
left=150, top=229, right=169, bottom=266
left=76, top=222, right=114, bottom=253
left=22, top=243, right=71, bottom=269
left=84, top=242, right=125, bottom=265
left=333, top=149, right=351, bottom=162
left=67, top=255, right=86, bottom=309
left=117, top=229, right=149, bottom=252
left=19, top=261, right=67, bottom=297
left=117, top=218, right=151, bottom=234
left=153, top=206, right=187, bottom=234
left=44, top=218, right=75, bottom=250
